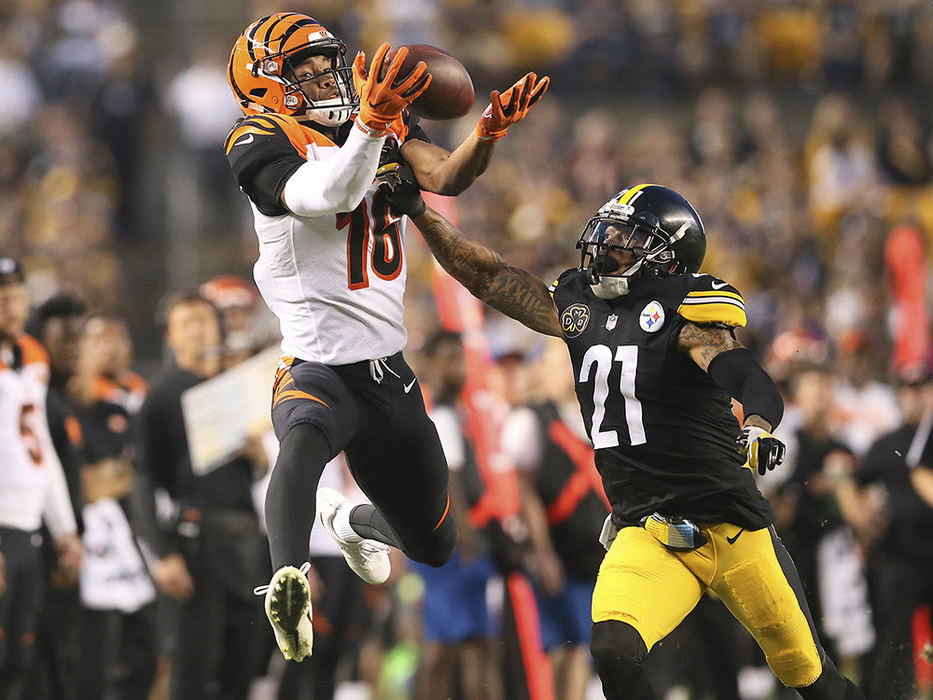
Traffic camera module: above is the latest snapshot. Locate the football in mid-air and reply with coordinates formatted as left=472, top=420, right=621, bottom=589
left=384, top=44, right=474, bottom=120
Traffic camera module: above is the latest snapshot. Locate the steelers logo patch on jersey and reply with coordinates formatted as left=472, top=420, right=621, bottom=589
left=639, top=301, right=665, bottom=333
left=561, top=304, right=591, bottom=338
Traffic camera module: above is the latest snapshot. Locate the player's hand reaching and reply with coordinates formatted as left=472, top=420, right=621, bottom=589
left=737, top=426, right=786, bottom=476
left=476, top=72, right=550, bottom=142
left=353, top=43, right=432, bottom=136
left=376, top=146, right=426, bottom=217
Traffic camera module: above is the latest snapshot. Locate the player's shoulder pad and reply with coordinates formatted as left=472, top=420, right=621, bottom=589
left=17, top=333, right=49, bottom=368
left=548, top=268, right=578, bottom=296
left=677, top=273, right=746, bottom=327
left=224, top=113, right=333, bottom=158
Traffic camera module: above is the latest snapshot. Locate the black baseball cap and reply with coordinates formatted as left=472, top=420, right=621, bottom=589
left=0, top=257, right=24, bottom=286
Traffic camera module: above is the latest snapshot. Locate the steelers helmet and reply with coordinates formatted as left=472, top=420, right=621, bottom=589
left=577, top=184, right=706, bottom=297
left=228, top=13, right=356, bottom=127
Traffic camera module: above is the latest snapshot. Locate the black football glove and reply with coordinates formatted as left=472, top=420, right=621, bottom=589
left=737, top=426, right=786, bottom=476
left=375, top=146, right=425, bottom=217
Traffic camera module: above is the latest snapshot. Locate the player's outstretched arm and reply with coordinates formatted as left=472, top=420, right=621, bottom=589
left=402, top=72, right=549, bottom=196
left=679, top=321, right=786, bottom=474
left=414, top=207, right=562, bottom=337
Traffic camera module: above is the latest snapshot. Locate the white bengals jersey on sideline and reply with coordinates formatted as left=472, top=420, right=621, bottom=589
left=0, top=334, right=77, bottom=537
left=226, top=112, right=420, bottom=365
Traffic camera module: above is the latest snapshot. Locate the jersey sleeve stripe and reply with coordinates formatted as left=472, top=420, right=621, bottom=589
left=680, top=295, right=745, bottom=309
left=677, top=301, right=747, bottom=326
left=687, top=289, right=745, bottom=302
left=224, top=122, right=277, bottom=153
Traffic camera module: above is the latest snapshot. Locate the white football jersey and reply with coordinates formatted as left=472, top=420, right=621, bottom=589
left=228, top=113, right=414, bottom=365
left=0, top=334, right=77, bottom=536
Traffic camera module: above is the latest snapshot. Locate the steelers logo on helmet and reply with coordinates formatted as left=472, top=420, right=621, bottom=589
left=228, top=13, right=357, bottom=127
left=639, top=301, right=665, bottom=333
left=561, top=304, right=590, bottom=338
left=577, top=184, right=707, bottom=299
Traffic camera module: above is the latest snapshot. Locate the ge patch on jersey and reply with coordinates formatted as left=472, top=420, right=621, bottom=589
left=639, top=301, right=665, bottom=333
left=561, top=303, right=590, bottom=338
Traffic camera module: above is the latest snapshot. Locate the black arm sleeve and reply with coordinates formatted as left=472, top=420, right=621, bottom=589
left=248, top=156, right=305, bottom=216
left=707, top=347, right=784, bottom=429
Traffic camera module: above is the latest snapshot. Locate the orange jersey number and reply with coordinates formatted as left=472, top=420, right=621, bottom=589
left=19, top=404, right=43, bottom=466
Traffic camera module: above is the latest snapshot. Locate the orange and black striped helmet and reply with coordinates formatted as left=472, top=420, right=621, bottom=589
left=228, top=13, right=356, bottom=126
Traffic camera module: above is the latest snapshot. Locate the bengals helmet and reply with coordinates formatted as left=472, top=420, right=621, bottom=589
left=200, top=275, right=258, bottom=310
left=228, top=13, right=356, bottom=127
left=577, top=184, right=706, bottom=298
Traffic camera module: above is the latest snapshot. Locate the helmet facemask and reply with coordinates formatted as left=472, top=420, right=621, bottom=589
left=577, top=215, right=678, bottom=298
left=281, top=44, right=356, bottom=126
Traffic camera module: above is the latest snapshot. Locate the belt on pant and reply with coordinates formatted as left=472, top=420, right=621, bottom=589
left=178, top=507, right=259, bottom=537
left=639, top=512, right=708, bottom=551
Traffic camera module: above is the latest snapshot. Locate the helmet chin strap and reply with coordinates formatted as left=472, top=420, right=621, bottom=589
left=305, top=102, right=353, bottom=127
left=588, top=257, right=644, bottom=299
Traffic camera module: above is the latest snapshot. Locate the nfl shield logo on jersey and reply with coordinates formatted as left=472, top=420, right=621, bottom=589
left=639, top=301, right=665, bottom=333
left=606, top=314, right=618, bottom=330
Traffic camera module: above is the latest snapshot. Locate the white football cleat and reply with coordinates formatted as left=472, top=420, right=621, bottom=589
left=316, top=487, right=391, bottom=585
left=254, top=563, right=313, bottom=662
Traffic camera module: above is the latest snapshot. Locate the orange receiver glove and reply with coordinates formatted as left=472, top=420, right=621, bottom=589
left=353, top=43, right=432, bottom=137
left=476, top=72, right=550, bottom=142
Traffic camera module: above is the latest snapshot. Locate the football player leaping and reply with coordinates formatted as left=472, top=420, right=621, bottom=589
left=377, top=174, right=867, bottom=699
left=225, top=12, right=549, bottom=662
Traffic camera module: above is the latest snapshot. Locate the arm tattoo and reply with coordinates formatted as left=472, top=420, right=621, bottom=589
left=678, top=321, right=740, bottom=371
left=414, top=210, right=562, bottom=336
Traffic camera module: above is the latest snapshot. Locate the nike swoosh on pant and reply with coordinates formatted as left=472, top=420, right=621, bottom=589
left=726, top=528, right=745, bottom=545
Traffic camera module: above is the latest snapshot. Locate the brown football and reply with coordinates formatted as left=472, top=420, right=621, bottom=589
left=384, top=44, right=474, bottom=120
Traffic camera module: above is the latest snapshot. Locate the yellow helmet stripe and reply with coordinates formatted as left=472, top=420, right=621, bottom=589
left=616, top=183, right=659, bottom=205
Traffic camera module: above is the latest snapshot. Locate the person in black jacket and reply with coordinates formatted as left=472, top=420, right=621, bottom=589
left=136, top=294, right=266, bottom=700
left=23, top=294, right=87, bottom=700
left=835, top=367, right=933, bottom=698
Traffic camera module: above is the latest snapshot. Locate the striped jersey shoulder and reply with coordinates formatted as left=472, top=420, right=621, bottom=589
left=17, top=333, right=49, bottom=367
left=224, top=113, right=335, bottom=157
left=548, top=268, right=578, bottom=296
left=676, top=273, right=746, bottom=327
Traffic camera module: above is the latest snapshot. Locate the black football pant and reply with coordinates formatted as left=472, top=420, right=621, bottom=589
left=0, top=528, right=44, bottom=700
left=76, top=604, right=157, bottom=700
left=266, top=352, right=456, bottom=571
left=171, top=523, right=267, bottom=700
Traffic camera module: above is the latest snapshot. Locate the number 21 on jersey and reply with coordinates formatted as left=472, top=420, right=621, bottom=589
left=337, top=190, right=403, bottom=290
left=579, top=344, right=646, bottom=448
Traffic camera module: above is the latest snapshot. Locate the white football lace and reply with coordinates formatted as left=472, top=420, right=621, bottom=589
left=253, top=561, right=312, bottom=596
left=358, top=541, right=389, bottom=561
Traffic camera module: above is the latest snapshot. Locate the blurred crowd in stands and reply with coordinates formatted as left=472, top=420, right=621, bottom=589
left=1, top=0, right=933, bottom=698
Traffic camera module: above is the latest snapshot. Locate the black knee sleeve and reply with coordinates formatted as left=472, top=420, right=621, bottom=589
left=590, top=621, right=656, bottom=700
left=349, top=498, right=456, bottom=567
left=796, top=654, right=867, bottom=700
left=395, top=510, right=456, bottom=567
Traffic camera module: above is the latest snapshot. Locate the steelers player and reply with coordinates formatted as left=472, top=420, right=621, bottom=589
left=225, top=13, right=549, bottom=661
left=375, top=174, right=866, bottom=699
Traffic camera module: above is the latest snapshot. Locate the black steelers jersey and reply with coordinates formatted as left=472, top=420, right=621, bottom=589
left=550, top=269, right=774, bottom=530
